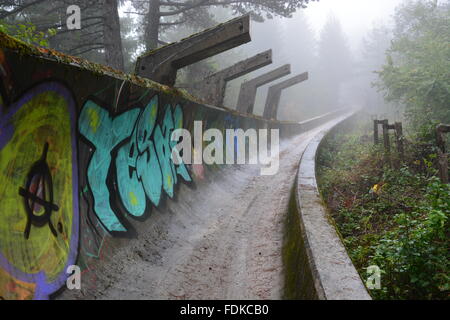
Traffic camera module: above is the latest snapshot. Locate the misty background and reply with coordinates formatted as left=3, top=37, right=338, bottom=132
left=118, top=0, right=405, bottom=121
left=0, top=0, right=413, bottom=121
left=177, top=0, right=404, bottom=121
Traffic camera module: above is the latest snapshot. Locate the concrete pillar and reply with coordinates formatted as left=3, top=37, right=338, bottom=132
left=236, top=64, right=291, bottom=114
left=188, top=50, right=272, bottom=107
left=135, top=15, right=251, bottom=86
left=263, top=72, right=309, bottom=120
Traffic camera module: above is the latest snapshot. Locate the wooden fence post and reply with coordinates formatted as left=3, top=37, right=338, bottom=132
left=395, top=122, right=404, bottom=161
left=382, top=120, right=390, bottom=152
left=437, top=124, right=450, bottom=184
left=374, top=120, right=379, bottom=144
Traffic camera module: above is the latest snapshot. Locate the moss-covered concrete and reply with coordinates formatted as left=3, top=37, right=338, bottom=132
left=282, top=185, right=320, bottom=300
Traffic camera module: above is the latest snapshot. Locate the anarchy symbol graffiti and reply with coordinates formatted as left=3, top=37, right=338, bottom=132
left=19, top=142, right=60, bottom=239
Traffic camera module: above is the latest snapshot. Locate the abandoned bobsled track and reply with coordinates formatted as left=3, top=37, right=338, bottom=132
left=60, top=116, right=350, bottom=300
left=0, top=19, right=370, bottom=300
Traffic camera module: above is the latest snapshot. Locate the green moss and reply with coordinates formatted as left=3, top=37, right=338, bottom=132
left=0, top=30, right=291, bottom=123
left=0, top=30, right=202, bottom=103
left=282, top=186, right=318, bottom=300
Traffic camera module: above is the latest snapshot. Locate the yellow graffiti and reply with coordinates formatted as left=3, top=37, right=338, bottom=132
left=87, top=107, right=100, bottom=133
left=0, top=91, right=74, bottom=287
left=129, top=191, right=138, bottom=207
left=167, top=174, right=173, bottom=189
left=151, top=103, right=157, bottom=119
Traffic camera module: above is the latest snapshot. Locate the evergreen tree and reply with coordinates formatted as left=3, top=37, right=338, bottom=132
left=378, top=0, right=450, bottom=133
left=128, top=0, right=318, bottom=51
left=357, top=24, right=393, bottom=116
left=316, top=15, right=353, bottom=112
left=0, top=0, right=125, bottom=70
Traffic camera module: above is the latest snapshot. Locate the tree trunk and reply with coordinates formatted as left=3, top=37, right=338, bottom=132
left=103, top=0, right=125, bottom=71
left=144, top=0, right=161, bottom=51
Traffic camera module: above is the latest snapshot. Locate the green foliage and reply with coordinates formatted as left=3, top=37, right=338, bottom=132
left=0, top=21, right=56, bottom=47
left=377, top=1, right=450, bottom=134
left=317, top=115, right=449, bottom=300
left=371, top=176, right=449, bottom=299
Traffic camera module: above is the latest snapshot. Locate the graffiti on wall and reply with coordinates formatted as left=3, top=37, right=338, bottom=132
left=78, top=95, right=192, bottom=233
left=0, top=84, right=193, bottom=299
left=0, top=42, right=246, bottom=299
left=0, top=82, right=79, bottom=300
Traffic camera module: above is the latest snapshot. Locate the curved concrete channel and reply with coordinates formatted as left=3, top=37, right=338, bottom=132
left=59, top=113, right=367, bottom=300
left=286, top=113, right=371, bottom=300
left=0, top=33, right=368, bottom=300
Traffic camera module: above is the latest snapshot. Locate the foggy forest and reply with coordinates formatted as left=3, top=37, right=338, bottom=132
left=0, top=0, right=448, bottom=303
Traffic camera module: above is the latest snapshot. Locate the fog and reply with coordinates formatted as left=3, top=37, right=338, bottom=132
left=3, top=0, right=410, bottom=122
left=116, top=1, right=408, bottom=121
left=204, top=0, right=406, bottom=121
left=305, top=0, right=403, bottom=49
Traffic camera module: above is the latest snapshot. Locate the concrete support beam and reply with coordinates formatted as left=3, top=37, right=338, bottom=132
left=189, top=50, right=272, bottom=107
left=236, top=64, right=291, bottom=114
left=263, top=72, right=309, bottom=120
left=135, top=15, right=251, bottom=86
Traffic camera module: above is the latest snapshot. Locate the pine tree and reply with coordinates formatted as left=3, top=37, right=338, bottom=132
left=316, top=15, right=353, bottom=112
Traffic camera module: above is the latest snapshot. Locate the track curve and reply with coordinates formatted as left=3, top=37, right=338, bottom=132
left=60, top=116, right=348, bottom=300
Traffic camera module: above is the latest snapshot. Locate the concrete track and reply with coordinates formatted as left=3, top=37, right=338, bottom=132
left=61, top=117, right=345, bottom=300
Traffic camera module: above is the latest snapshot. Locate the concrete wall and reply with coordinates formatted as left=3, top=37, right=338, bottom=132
left=0, top=32, right=345, bottom=300
left=284, top=112, right=372, bottom=300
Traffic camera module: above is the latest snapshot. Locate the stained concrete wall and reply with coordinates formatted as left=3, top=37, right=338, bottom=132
left=0, top=32, right=353, bottom=300
left=283, top=112, right=372, bottom=300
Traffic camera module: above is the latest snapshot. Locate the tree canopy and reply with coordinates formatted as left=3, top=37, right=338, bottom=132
left=378, top=0, right=450, bottom=134
left=0, top=0, right=318, bottom=71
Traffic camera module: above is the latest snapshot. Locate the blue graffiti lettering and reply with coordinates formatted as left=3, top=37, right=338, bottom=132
left=79, top=95, right=191, bottom=232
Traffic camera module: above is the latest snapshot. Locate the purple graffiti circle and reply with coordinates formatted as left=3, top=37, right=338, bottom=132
left=0, top=82, right=79, bottom=300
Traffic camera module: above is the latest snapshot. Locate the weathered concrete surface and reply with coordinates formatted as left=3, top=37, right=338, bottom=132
left=0, top=29, right=367, bottom=301
left=0, top=30, right=272, bottom=300
left=187, top=50, right=272, bottom=107
left=135, top=15, right=251, bottom=86
left=263, top=72, right=309, bottom=120
left=58, top=117, right=346, bottom=300
left=236, top=65, right=291, bottom=114
left=293, top=112, right=372, bottom=300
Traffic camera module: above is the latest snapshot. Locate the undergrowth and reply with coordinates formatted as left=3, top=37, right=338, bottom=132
left=316, top=114, right=449, bottom=300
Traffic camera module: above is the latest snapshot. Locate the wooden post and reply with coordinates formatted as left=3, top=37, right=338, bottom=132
left=395, top=122, right=404, bottom=160
left=437, top=124, right=450, bottom=184
left=374, top=120, right=379, bottom=144
left=382, top=120, right=390, bottom=152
